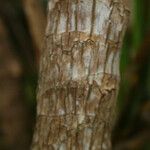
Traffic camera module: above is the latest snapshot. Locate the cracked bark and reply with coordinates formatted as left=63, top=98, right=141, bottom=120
left=32, top=0, right=130, bottom=149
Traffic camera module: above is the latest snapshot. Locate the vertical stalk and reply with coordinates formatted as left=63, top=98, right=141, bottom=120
left=32, top=0, right=130, bottom=149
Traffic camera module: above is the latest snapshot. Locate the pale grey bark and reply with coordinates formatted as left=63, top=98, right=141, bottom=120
left=32, top=0, right=130, bottom=149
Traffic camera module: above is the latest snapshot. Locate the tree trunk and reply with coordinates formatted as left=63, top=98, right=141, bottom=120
left=32, top=0, right=130, bottom=149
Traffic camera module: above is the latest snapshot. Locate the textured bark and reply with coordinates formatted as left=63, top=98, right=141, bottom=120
left=32, top=0, right=130, bottom=149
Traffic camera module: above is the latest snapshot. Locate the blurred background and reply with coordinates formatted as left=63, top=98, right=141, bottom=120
left=0, top=0, right=149, bottom=150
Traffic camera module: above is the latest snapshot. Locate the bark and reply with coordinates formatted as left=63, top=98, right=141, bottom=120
left=32, top=0, right=130, bottom=149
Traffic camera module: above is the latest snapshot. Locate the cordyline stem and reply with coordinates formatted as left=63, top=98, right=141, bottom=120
left=31, top=0, right=129, bottom=149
